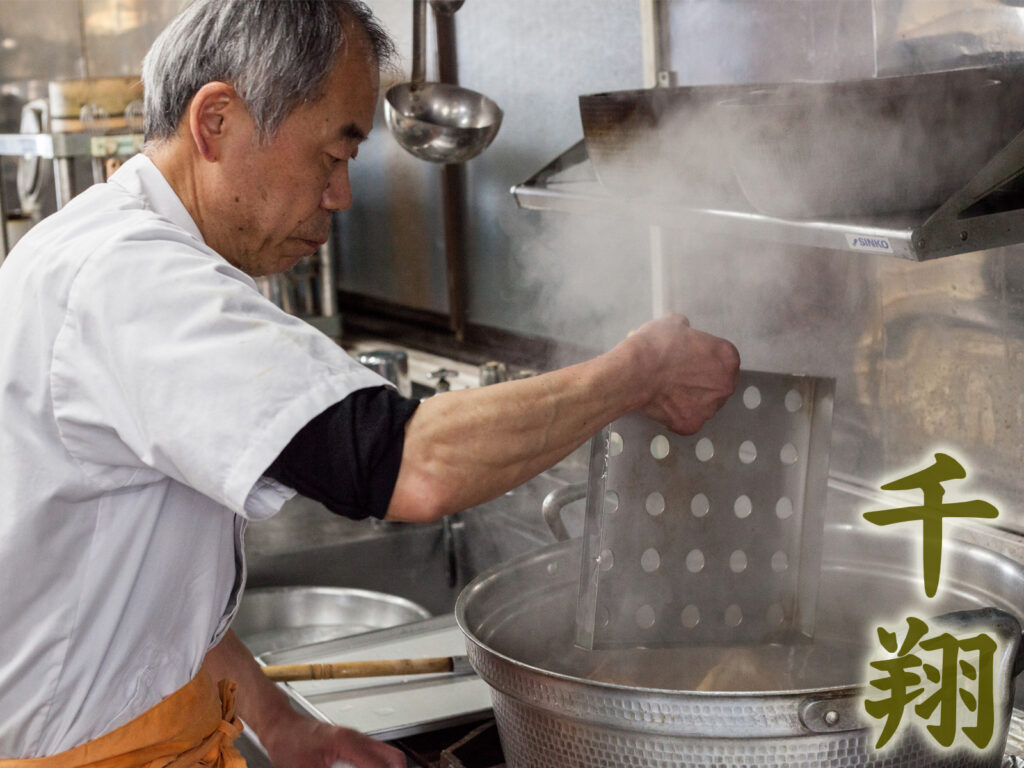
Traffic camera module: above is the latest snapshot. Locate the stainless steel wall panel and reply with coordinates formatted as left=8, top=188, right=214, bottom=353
left=335, top=0, right=449, bottom=314
left=80, top=0, right=187, bottom=77
left=663, top=0, right=876, bottom=84
left=0, top=1, right=86, bottom=83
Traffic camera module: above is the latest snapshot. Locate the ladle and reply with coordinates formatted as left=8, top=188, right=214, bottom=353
left=384, top=0, right=503, bottom=163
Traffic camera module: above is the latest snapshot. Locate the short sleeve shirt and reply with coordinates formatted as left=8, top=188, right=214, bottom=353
left=0, top=155, right=388, bottom=756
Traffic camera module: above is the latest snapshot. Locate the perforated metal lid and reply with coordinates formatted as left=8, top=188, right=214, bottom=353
left=575, top=370, right=835, bottom=649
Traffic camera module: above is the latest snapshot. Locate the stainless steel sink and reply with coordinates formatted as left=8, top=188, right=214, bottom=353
left=243, top=451, right=588, bottom=615
left=245, top=499, right=462, bottom=615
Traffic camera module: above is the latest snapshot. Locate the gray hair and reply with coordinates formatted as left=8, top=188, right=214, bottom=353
left=142, top=0, right=395, bottom=143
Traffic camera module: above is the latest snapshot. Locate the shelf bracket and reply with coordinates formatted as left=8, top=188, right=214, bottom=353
left=914, top=126, right=1024, bottom=260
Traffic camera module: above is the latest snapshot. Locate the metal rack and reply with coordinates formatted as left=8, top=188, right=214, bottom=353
left=0, top=131, right=144, bottom=258
left=512, top=129, right=1024, bottom=262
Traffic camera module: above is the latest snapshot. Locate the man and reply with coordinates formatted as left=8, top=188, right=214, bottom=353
left=0, top=1, right=739, bottom=767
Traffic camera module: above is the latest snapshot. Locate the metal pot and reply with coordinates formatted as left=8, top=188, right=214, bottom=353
left=233, top=586, right=431, bottom=657
left=456, top=523, right=1024, bottom=767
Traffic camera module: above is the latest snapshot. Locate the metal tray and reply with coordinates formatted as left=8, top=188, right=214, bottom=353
left=258, top=614, right=491, bottom=740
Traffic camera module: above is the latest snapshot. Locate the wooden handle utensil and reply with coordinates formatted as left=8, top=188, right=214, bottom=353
left=261, top=656, right=459, bottom=682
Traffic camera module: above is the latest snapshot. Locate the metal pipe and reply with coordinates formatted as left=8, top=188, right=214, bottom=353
left=90, top=157, right=105, bottom=185
left=53, top=157, right=75, bottom=209
left=440, top=164, right=466, bottom=340
left=0, top=160, right=10, bottom=261
left=318, top=233, right=337, bottom=318
left=411, top=0, right=427, bottom=83
left=433, top=2, right=467, bottom=340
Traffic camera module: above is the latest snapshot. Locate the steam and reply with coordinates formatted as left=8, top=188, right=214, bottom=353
left=484, top=72, right=1009, bottom=680
left=505, top=91, right=877, bottom=380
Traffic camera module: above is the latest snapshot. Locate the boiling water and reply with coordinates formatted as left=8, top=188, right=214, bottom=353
left=484, top=598, right=869, bottom=692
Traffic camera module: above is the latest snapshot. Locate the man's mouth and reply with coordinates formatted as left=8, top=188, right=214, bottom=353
left=296, top=237, right=327, bottom=252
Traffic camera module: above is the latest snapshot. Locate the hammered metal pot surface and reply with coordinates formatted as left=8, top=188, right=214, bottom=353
left=486, top=688, right=987, bottom=768
left=456, top=525, right=1024, bottom=767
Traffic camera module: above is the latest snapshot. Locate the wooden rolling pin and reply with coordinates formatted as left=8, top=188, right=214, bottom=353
left=261, top=656, right=472, bottom=682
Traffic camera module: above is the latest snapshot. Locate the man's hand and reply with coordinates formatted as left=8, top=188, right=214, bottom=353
left=621, top=314, right=740, bottom=434
left=259, top=713, right=406, bottom=768
left=204, top=631, right=406, bottom=768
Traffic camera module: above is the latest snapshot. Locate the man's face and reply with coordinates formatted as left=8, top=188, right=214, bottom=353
left=209, top=40, right=379, bottom=277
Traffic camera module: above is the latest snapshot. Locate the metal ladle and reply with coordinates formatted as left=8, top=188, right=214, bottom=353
left=384, top=0, right=503, bottom=163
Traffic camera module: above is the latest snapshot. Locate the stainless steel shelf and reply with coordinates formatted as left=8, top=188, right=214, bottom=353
left=512, top=135, right=1024, bottom=262
left=0, top=132, right=144, bottom=159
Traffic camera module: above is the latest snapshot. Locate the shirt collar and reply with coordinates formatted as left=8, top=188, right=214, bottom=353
left=108, top=154, right=206, bottom=245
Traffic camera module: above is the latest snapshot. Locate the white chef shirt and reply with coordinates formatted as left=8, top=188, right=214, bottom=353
left=0, top=154, right=388, bottom=757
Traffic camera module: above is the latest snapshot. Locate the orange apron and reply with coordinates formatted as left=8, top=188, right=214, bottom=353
left=0, top=667, right=245, bottom=768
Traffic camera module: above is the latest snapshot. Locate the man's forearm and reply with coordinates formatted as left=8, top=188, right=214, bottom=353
left=386, top=315, right=739, bottom=522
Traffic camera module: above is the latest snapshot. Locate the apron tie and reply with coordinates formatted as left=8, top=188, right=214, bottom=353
left=0, top=666, right=246, bottom=768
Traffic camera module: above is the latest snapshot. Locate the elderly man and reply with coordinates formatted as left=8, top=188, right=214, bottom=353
left=0, top=1, right=739, bottom=767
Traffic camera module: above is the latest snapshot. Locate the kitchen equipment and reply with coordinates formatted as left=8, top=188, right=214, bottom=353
left=478, top=361, right=507, bottom=386
left=47, top=76, right=143, bottom=132
left=715, top=65, right=1024, bottom=219
left=576, top=370, right=834, bottom=649
left=456, top=523, right=1024, bottom=767
left=15, top=99, right=50, bottom=219
left=260, top=614, right=492, bottom=740
left=356, top=349, right=412, bottom=398
left=384, top=0, right=502, bottom=164
left=262, top=655, right=471, bottom=681
left=232, top=586, right=431, bottom=656
left=578, top=83, right=765, bottom=207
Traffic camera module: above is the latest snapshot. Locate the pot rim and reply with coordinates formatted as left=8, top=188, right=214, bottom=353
left=455, top=533, right=1024, bottom=701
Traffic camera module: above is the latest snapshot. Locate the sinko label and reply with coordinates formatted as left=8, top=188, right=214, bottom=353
left=846, top=234, right=893, bottom=253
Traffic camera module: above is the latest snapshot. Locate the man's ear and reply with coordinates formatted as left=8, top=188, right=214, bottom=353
left=187, top=81, right=237, bottom=162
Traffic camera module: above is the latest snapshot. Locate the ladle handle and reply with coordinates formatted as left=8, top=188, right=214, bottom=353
left=411, top=0, right=427, bottom=83
left=542, top=483, right=588, bottom=542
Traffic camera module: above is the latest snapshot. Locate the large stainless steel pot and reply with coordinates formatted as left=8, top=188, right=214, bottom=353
left=456, top=523, right=1024, bottom=767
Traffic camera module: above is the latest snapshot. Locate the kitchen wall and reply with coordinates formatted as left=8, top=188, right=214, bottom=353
left=0, top=0, right=185, bottom=88
left=348, top=0, right=1024, bottom=536
left=336, top=0, right=653, bottom=340
left=357, top=0, right=1024, bottom=535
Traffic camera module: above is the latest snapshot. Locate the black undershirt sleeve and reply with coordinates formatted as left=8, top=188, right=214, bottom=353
left=264, top=386, right=420, bottom=520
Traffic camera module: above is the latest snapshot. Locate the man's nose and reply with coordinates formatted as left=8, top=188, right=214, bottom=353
left=322, top=163, right=353, bottom=211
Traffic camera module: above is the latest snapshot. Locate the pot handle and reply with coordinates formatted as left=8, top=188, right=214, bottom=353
left=541, top=483, right=587, bottom=542
left=800, top=608, right=1024, bottom=736
left=799, top=695, right=864, bottom=734
left=1014, top=631, right=1024, bottom=680
left=932, top=608, right=1024, bottom=683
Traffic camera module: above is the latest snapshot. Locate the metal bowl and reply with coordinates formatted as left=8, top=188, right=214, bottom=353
left=384, top=81, right=503, bottom=164
left=233, top=586, right=431, bottom=657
